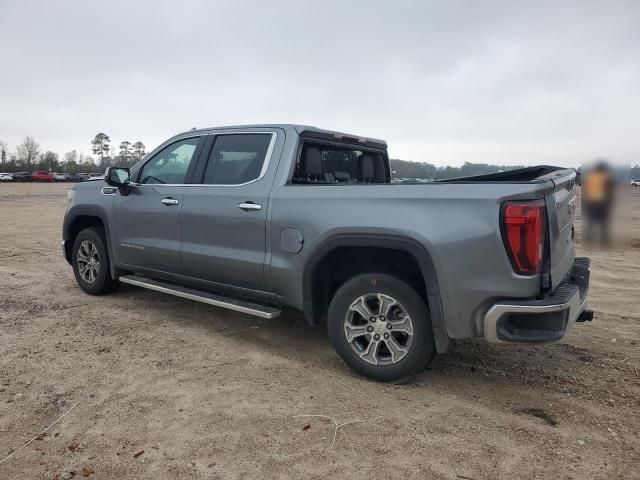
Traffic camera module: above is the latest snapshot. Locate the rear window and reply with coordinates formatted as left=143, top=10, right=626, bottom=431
left=293, top=142, right=389, bottom=184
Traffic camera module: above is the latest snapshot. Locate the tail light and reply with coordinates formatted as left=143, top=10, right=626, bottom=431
left=501, top=200, right=546, bottom=275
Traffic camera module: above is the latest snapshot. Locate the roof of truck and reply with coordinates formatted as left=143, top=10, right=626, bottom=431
left=179, top=124, right=388, bottom=148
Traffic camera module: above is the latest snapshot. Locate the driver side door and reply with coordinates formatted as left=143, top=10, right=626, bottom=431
left=113, top=135, right=205, bottom=275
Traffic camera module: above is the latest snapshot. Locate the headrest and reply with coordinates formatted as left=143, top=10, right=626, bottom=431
left=303, top=147, right=322, bottom=176
left=360, top=155, right=375, bottom=180
left=372, top=154, right=387, bottom=182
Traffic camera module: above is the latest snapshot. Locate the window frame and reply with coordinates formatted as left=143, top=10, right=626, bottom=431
left=131, top=135, right=205, bottom=186
left=193, top=132, right=278, bottom=187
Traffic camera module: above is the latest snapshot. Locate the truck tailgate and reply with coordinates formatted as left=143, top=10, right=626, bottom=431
left=541, top=169, right=578, bottom=290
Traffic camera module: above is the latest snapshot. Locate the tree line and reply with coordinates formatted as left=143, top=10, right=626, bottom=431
left=390, top=159, right=526, bottom=180
left=390, top=158, right=640, bottom=180
left=2, top=135, right=638, bottom=179
left=0, top=133, right=146, bottom=174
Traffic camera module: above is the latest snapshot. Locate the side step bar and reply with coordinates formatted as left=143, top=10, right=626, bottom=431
left=119, top=275, right=281, bottom=319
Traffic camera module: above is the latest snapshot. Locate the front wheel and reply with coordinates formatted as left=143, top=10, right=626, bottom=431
left=327, top=273, right=436, bottom=382
left=71, top=227, right=119, bottom=295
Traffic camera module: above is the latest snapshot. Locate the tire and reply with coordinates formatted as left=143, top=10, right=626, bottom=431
left=327, top=273, right=436, bottom=383
left=72, top=227, right=119, bottom=295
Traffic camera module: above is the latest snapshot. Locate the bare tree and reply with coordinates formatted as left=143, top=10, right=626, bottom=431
left=0, top=140, right=7, bottom=166
left=78, top=153, right=98, bottom=172
left=63, top=150, right=79, bottom=173
left=39, top=151, right=59, bottom=171
left=64, top=150, right=79, bottom=163
left=91, top=133, right=111, bottom=168
left=16, top=136, right=40, bottom=169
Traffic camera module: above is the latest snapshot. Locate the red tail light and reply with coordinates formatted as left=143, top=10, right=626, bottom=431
left=501, top=200, right=546, bottom=275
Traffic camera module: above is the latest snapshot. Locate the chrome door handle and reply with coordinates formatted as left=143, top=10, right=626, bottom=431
left=238, top=202, right=262, bottom=211
left=161, top=198, right=180, bottom=206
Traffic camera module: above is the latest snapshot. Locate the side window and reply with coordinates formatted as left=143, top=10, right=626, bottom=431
left=203, top=134, right=272, bottom=185
left=139, top=137, right=200, bottom=184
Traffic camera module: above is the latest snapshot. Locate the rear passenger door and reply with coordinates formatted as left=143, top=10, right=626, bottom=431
left=180, top=129, right=283, bottom=291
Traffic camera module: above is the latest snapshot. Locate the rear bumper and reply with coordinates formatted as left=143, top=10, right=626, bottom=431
left=484, top=257, right=590, bottom=343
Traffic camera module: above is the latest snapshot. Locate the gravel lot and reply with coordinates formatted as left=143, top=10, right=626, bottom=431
left=1, top=182, right=639, bottom=479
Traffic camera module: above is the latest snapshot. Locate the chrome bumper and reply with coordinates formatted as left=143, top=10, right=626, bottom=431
left=484, top=257, right=590, bottom=344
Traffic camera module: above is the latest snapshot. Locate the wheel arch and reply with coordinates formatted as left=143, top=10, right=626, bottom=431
left=302, top=234, right=449, bottom=353
left=63, top=208, right=117, bottom=278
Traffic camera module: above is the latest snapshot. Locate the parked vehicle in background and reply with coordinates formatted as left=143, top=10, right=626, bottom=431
left=631, top=179, right=640, bottom=187
left=77, top=173, right=90, bottom=182
left=88, top=172, right=105, bottom=180
left=0, top=173, right=13, bottom=182
left=55, top=173, right=82, bottom=182
left=12, top=172, right=33, bottom=182
left=32, top=171, right=55, bottom=182
left=62, top=124, right=592, bottom=382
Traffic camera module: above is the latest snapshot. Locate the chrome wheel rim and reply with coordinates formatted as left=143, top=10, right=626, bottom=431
left=344, top=293, right=414, bottom=366
left=77, top=240, right=100, bottom=284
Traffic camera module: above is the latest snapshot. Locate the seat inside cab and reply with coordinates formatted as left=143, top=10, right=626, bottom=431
left=293, top=143, right=389, bottom=184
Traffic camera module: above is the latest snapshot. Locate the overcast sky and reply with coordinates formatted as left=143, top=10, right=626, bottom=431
left=0, top=0, right=638, bottom=167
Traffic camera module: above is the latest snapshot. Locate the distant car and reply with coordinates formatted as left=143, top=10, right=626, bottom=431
left=631, top=179, right=640, bottom=187
left=77, top=173, right=90, bottom=182
left=65, top=173, right=82, bottom=182
left=54, top=173, right=81, bottom=182
left=12, top=172, right=33, bottom=182
left=32, top=171, right=55, bottom=182
left=88, top=173, right=104, bottom=180
left=0, top=173, right=13, bottom=182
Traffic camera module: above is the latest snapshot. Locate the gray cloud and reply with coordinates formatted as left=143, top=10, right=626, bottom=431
left=1, top=0, right=638, bottom=166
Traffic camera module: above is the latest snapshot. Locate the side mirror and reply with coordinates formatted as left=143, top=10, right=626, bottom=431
left=105, top=167, right=130, bottom=187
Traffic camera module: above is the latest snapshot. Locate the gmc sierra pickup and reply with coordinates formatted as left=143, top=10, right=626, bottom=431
left=62, top=124, right=591, bottom=382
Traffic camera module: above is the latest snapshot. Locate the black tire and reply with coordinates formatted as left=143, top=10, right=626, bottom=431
left=72, top=227, right=119, bottom=295
left=327, top=273, right=436, bottom=383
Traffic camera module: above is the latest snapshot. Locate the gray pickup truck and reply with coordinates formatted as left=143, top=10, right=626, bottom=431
left=62, top=124, right=591, bottom=382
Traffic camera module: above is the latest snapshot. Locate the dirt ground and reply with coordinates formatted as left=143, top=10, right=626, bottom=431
left=1, top=182, right=638, bottom=480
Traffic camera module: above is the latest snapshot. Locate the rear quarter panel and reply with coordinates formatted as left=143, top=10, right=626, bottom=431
left=268, top=181, right=554, bottom=340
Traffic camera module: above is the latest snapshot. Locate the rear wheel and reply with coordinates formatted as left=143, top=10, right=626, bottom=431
left=327, top=273, right=435, bottom=382
left=72, top=227, right=119, bottom=295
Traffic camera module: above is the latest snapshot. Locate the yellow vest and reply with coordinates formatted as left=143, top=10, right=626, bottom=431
left=583, top=171, right=608, bottom=202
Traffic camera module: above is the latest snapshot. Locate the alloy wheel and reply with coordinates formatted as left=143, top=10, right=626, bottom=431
left=343, top=293, right=415, bottom=366
left=77, top=240, right=100, bottom=284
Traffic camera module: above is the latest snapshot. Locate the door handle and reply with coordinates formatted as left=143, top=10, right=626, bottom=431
left=238, top=202, right=262, bottom=211
left=161, top=198, right=180, bottom=206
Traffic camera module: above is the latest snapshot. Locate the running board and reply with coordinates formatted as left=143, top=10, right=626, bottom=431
left=119, top=275, right=281, bottom=319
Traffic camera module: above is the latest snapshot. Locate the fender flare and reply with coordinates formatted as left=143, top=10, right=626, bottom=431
left=63, top=206, right=117, bottom=279
left=302, top=234, right=449, bottom=353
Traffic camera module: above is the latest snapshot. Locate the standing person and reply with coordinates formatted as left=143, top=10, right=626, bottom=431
left=581, top=162, right=614, bottom=246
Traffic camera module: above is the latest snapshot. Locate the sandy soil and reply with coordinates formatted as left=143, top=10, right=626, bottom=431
left=1, top=182, right=639, bottom=480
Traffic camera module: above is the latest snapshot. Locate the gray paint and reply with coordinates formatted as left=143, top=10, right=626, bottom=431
left=63, top=124, right=578, bottom=347
left=280, top=228, right=304, bottom=254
